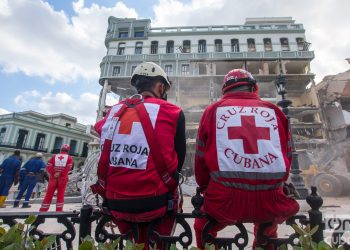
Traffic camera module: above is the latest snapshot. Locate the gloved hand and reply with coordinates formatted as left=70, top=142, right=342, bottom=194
left=90, top=180, right=106, bottom=199
left=283, top=182, right=300, bottom=199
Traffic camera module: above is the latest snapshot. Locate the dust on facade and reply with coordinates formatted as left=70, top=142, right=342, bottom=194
left=95, top=16, right=350, bottom=196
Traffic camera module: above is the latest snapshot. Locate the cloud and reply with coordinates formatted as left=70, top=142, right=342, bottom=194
left=1, top=0, right=349, bottom=86
left=152, top=0, right=350, bottom=83
left=13, top=90, right=99, bottom=125
left=0, top=0, right=137, bottom=83
left=0, top=108, right=10, bottom=115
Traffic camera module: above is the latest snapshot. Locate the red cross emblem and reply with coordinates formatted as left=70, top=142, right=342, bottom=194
left=228, top=115, right=270, bottom=154
left=58, top=155, right=64, bottom=161
left=118, top=109, right=140, bottom=135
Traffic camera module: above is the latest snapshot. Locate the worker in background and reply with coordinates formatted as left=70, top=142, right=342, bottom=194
left=39, top=144, right=73, bottom=212
left=194, top=69, right=299, bottom=249
left=31, top=170, right=49, bottom=199
left=93, top=62, right=186, bottom=249
left=14, top=152, right=46, bottom=208
left=0, top=150, right=21, bottom=208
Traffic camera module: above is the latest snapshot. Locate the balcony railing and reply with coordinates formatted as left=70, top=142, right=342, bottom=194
left=0, top=142, right=48, bottom=153
left=102, top=50, right=314, bottom=65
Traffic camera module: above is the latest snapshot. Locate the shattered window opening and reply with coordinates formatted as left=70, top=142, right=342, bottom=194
left=247, top=38, right=256, bottom=52
left=198, top=40, right=206, bottom=53
left=150, top=41, right=158, bottom=54
left=231, top=39, right=239, bottom=52
left=215, top=39, right=223, bottom=52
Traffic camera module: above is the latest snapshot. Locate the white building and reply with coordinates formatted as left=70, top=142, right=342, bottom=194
left=0, top=111, right=93, bottom=168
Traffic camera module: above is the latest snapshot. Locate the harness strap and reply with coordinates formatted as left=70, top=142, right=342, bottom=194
left=96, top=95, right=177, bottom=199
left=97, top=103, right=128, bottom=191
left=134, top=103, right=178, bottom=191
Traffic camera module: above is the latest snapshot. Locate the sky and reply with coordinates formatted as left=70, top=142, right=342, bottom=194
left=0, top=0, right=349, bottom=125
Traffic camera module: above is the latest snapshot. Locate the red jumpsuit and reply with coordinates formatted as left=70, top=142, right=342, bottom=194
left=39, top=152, right=73, bottom=212
left=94, top=96, right=185, bottom=248
left=194, top=91, right=299, bottom=249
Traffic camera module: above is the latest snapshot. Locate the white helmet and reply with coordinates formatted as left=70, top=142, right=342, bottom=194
left=131, top=62, right=171, bottom=89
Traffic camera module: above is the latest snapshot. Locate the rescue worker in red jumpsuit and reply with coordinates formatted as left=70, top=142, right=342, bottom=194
left=194, top=69, right=299, bottom=249
left=93, top=62, right=186, bottom=249
left=39, top=144, right=73, bottom=212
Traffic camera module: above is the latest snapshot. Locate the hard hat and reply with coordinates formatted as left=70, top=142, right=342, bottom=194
left=222, top=69, right=257, bottom=93
left=61, top=144, right=70, bottom=152
left=35, top=152, right=43, bottom=158
left=131, top=62, right=171, bottom=89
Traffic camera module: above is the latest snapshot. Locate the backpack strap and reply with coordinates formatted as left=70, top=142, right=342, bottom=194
left=134, top=102, right=178, bottom=192
left=93, top=103, right=128, bottom=198
left=92, top=95, right=177, bottom=199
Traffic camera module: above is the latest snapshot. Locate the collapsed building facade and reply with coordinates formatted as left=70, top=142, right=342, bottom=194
left=314, top=69, right=350, bottom=173
left=96, top=16, right=325, bottom=175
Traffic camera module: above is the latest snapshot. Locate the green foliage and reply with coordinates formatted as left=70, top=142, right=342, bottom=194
left=278, top=224, right=345, bottom=250
left=0, top=216, right=56, bottom=250
left=79, top=235, right=145, bottom=250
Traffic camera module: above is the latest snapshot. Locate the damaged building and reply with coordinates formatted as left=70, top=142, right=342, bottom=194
left=96, top=16, right=326, bottom=175
left=314, top=69, right=350, bottom=172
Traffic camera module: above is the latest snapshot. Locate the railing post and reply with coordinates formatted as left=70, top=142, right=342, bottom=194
left=191, top=187, right=204, bottom=216
left=306, top=186, right=324, bottom=243
left=79, top=204, right=93, bottom=244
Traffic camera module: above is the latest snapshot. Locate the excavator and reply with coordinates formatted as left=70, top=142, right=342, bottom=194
left=299, top=144, right=350, bottom=197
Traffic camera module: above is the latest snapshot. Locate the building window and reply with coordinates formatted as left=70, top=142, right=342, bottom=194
left=263, top=38, right=272, bottom=51
left=117, top=43, right=125, bottom=55
left=34, top=133, right=46, bottom=151
left=296, top=37, right=310, bottom=51
left=198, top=63, right=207, bottom=75
left=296, top=37, right=304, bottom=51
left=81, top=142, right=89, bottom=157
left=280, top=38, right=290, bottom=51
left=135, top=42, right=143, bottom=54
left=214, top=39, right=223, bottom=52
left=53, top=137, right=63, bottom=153
left=134, top=30, right=144, bottom=38
left=112, top=66, right=121, bottom=76
left=231, top=39, right=239, bottom=52
left=198, top=40, right=206, bottom=53
left=182, top=40, right=191, bottom=53
left=181, top=64, right=190, bottom=75
left=131, top=66, right=137, bottom=75
left=165, top=65, right=173, bottom=75
left=150, top=41, right=158, bottom=54
left=69, top=140, right=77, bottom=155
left=16, top=129, right=28, bottom=148
left=118, top=30, right=128, bottom=38
left=166, top=41, right=174, bottom=53
left=0, top=127, right=6, bottom=144
left=247, top=38, right=256, bottom=52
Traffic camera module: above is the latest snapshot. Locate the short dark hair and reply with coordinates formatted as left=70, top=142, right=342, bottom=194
left=134, top=76, right=167, bottom=93
left=14, top=150, right=20, bottom=156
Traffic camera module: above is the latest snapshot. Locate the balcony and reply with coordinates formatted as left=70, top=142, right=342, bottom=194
left=0, top=142, right=48, bottom=153
left=102, top=51, right=314, bottom=65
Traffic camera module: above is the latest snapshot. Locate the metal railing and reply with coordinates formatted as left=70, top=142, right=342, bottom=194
left=0, top=187, right=348, bottom=250
left=0, top=142, right=48, bottom=152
